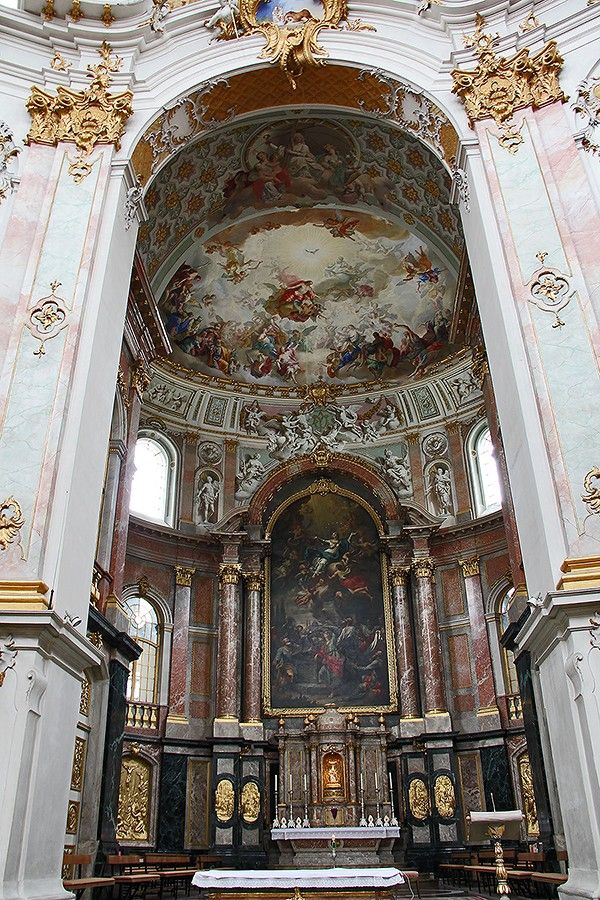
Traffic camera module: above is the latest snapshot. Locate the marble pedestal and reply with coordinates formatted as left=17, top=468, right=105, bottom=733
left=271, top=826, right=400, bottom=868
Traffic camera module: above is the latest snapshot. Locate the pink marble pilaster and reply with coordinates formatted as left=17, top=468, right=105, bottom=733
left=413, top=557, right=447, bottom=714
left=447, top=422, right=470, bottom=516
left=179, top=434, right=197, bottom=524
left=222, top=439, right=238, bottom=515
left=460, top=557, right=497, bottom=712
left=216, top=559, right=242, bottom=719
left=390, top=567, right=420, bottom=718
left=242, top=571, right=263, bottom=723
left=406, top=433, right=426, bottom=507
left=168, top=566, right=195, bottom=720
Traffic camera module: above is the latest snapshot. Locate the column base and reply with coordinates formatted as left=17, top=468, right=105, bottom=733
left=559, top=869, right=600, bottom=900
left=213, top=716, right=241, bottom=739
left=424, top=710, right=452, bottom=733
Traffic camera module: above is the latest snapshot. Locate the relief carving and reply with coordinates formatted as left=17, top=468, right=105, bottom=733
left=215, top=778, right=235, bottom=821
left=0, top=635, right=17, bottom=687
left=518, top=752, right=539, bottom=837
left=0, top=497, right=25, bottom=556
left=434, top=774, right=456, bottom=819
left=116, top=755, right=152, bottom=842
left=0, top=121, right=19, bottom=203
left=241, top=781, right=261, bottom=823
left=408, top=777, right=430, bottom=820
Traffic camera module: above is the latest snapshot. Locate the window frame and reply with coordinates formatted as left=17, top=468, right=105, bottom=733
left=467, top=420, right=502, bottom=518
left=129, top=430, right=179, bottom=527
left=123, top=595, right=161, bottom=705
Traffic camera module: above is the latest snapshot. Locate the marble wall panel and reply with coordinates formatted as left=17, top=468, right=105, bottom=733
left=483, top=554, right=510, bottom=592
left=440, top=566, right=464, bottom=617
left=191, top=640, right=212, bottom=694
left=480, top=745, right=514, bottom=811
left=185, top=758, right=210, bottom=849
left=190, top=700, right=211, bottom=719
left=193, top=576, right=215, bottom=624
left=448, top=633, right=472, bottom=690
left=458, top=751, right=484, bottom=837
left=158, top=754, right=187, bottom=851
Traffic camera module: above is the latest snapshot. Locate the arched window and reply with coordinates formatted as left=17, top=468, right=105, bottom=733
left=130, top=434, right=177, bottom=525
left=124, top=596, right=160, bottom=705
left=497, top=587, right=520, bottom=696
left=468, top=422, right=502, bottom=517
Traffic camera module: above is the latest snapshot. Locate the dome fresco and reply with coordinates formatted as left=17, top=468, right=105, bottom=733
left=159, top=207, right=459, bottom=387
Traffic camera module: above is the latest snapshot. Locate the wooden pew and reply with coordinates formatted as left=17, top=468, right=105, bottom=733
left=107, top=853, right=161, bottom=900
left=63, top=853, right=115, bottom=900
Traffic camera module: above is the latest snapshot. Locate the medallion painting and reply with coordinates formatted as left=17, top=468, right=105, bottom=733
left=264, top=487, right=396, bottom=714
left=159, top=207, right=457, bottom=389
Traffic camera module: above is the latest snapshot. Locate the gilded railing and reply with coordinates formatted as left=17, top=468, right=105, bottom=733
left=507, top=693, right=523, bottom=720
left=125, top=701, right=159, bottom=730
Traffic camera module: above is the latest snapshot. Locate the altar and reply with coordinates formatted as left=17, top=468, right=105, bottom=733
left=192, top=867, right=406, bottom=899
left=271, top=826, right=401, bottom=868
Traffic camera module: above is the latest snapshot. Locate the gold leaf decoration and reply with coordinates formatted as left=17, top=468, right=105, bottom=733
left=0, top=497, right=25, bottom=553
left=25, top=42, right=133, bottom=181
left=408, top=777, right=430, bottom=820
left=434, top=774, right=456, bottom=819
left=241, top=781, right=260, bottom=823
left=215, top=778, right=235, bottom=821
left=451, top=13, right=565, bottom=148
left=116, top=756, right=152, bottom=841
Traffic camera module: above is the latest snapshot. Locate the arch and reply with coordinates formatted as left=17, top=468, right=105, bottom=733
left=122, top=582, right=173, bottom=708
left=128, top=62, right=461, bottom=191
left=246, top=451, right=438, bottom=529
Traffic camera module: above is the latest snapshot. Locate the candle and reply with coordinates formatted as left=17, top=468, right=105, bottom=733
left=289, top=772, right=293, bottom=793
left=275, top=773, right=278, bottom=793
left=360, top=772, right=364, bottom=792
left=303, top=773, right=307, bottom=793
left=374, top=770, right=378, bottom=790
left=388, top=771, right=393, bottom=794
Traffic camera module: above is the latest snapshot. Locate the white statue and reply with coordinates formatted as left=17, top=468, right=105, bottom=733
left=378, top=398, right=401, bottom=431
left=235, top=453, right=266, bottom=500
left=431, top=466, right=453, bottom=516
left=380, top=447, right=411, bottom=493
left=204, top=0, right=239, bottom=40
left=244, top=400, right=265, bottom=435
left=197, top=474, right=220, bottom=522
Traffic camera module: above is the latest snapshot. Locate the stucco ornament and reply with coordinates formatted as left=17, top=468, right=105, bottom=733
left=0, top=121, right=20, bottom=204
left=27, top=281, right=68, bottom=356
left=582, top=467, right=600, bottom=516
left=124, top=174, right=145, bottom=230
left=205, top=0, right=375, bottom=88
left=0, top=635, right=17, bottom=687
left=527, top=252, right=574, bottom=328
left=573, top=76, right=600, bottom=155
left=451, top=14, right=565, bottom=152
left=25, top=42, right=133, bottom=182
left=0, top=497, right=25, bottom=553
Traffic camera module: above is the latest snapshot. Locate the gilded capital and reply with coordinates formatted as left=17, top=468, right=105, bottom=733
left=413, top=557, right=434, bottom=579
left=243, top=571, right=264, bottom=592
left=175, top=565, right=195, bottom=587
left=459, top=557, right=480, bottom=578
left=219, top=563, right=241, bottom=585
left=390, top=566, right=411, bottom=587
left=25, top=42, right=133, bottom=182
left=471, top=345, right=489, bottom=388
left=405, top=431, right=420, bottom=446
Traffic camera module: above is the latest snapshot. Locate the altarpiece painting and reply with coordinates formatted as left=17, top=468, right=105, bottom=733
left=263, top=483, right=397, bottom=715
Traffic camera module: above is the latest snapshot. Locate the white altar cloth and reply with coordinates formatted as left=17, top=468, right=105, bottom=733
left=192, top=867, right=405, bottom=890
left=271, top=827, right=400, bottom=840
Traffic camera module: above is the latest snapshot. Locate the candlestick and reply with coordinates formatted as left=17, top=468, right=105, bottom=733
left=388, top=771, right=398, bottom=827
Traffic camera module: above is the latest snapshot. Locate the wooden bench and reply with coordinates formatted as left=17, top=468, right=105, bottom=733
left=531, top=872, right=568, bottom=897
left=144, top=854, right=196, bottom=900
left=463, top=863, right=533, bottom=894
left=63, top=853, right=115, bottom=900
left=107, top=854, right=161, bottom=900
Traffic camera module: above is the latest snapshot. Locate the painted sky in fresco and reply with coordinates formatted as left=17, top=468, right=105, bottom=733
left=159, top=208, right=458, bottom=388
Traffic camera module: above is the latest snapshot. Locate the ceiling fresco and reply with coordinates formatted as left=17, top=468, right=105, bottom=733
left=159, top=207, right=458, bottom=387
left=137, top=112, right=463, bottom=282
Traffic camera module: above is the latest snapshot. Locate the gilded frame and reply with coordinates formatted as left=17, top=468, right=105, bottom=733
left=262, top=480, right=398, bottom=717
left=235, top=0, right=373, bottom=89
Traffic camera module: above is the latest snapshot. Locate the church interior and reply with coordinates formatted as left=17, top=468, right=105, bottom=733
left=1, top=0, right=600, bottom=899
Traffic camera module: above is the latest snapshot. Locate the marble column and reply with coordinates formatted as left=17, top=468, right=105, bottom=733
left=390, top=567, right=420, bottom=719
left=96, top=443, right=126, bottom=574
left=216, top=562, right=242, bottom=721
left=412, top=557, right=447, bottom=715
left=97, top=658, right=130, bottom=856
left=108, top=363, right=145, bottom=602
left=446, top=422, right=470, bottom=517
left=242, top=571, right=263, bottom=724
left=459, top=557, right=498, bottom=714
left=167, top=566, right=195, bottom=724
